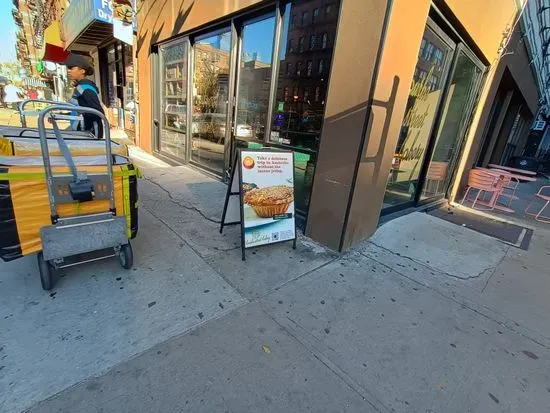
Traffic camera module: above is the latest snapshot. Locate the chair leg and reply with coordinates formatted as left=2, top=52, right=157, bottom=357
left=471, top=189, right=483, bottom=210
left=525, top=197, right=537, bottom=216
left=535, top=200, right=550, bottom=223
left=461, top=187, right=471, bottom=205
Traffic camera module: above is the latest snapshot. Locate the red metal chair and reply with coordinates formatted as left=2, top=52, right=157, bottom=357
left=488, top=168, right=520, bottom=207
left=461, top=169, right=503, bottom=210
left=525, top=186, right=550, bottom=223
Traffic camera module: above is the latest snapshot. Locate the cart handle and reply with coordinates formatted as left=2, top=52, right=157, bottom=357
left=37, top=105, right=115, bottom=221
left=19, top=99, right=77, bottom=127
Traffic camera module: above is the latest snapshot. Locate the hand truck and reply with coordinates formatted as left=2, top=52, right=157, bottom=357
left=36, top=105, right=133, bottom=290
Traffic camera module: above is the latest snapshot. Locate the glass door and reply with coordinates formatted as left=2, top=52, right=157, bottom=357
left=420, top=47, right=484, bottom=200
left=383, top=23, right=455, bottom=210
left=191, top=29, right=232, bottom=174
left=233, top=15, right=277, bottom=152
left=159, top=40, right=189, bottom=160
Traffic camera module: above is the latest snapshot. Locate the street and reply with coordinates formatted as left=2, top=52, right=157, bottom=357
left=1, top=155, right=549, bottom=413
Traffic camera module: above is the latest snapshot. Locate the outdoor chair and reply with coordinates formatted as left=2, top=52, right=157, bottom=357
left=422, top=161, right=448, bottom=197
left=461, top=168, right=502, bottom=210
left=525, top=186, right=550, bottom=223
left=488, top=168, right=520, bottom=208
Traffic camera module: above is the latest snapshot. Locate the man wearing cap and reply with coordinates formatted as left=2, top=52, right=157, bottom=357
left=62, top=53, right=105, bottom=139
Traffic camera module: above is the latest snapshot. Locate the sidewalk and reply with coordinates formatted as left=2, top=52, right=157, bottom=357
left=1, top=149, right=549, bottom=413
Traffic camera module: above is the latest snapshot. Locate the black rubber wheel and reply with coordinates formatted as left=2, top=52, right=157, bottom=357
left=119, top=242, right=133, bottom=269
left=37, top=252, right=54, bottom=291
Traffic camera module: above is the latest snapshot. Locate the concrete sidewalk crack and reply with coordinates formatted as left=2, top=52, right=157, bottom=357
left=360, top=250, right=550, bottom=350
left=481, top=248, right=509, bottom=294
left=367, top=241, right=496, bottom=280
left=143, top=176, right=221, bottom=224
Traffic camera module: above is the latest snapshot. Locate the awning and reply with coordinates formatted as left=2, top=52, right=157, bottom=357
left=61, top=0, right=137, bottom=49
left=23, top=78, right=47, bottom=88
left=40, top=21, right=69, bottom=63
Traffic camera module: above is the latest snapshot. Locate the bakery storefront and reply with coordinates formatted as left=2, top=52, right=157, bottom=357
left=138, top=0, right=527, bottom=251
left=145, top=0, right=341, bottom=218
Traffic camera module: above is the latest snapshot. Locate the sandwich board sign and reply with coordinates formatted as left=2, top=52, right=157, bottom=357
left=220, top=149, right=297, bottom=260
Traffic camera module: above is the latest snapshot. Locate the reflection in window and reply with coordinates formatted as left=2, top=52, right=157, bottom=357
left=235, top=16, right=276, bottom=149
left=384, top=27, right=452, bottom=208
left=418, top=69, right=427, bottom=82
left=421, top=51, right=483, bottom=199
left=419, top=39, right=426, bottom=57
left=286, top=62, right=292, bottom=74
left=313, top=8, right=320, bottom=23
left=318, top=59, right=325, bottom=74
left=192, top=31, right=231, bottom=173
left=288, top=39, right=293, bottom=52
left=322, top=33, right=328, bottom=49
left=424, top=43, right=435, bottom=61
left=296, top=61, right=303, bottom=76
left=310, top=34, right=316, bottom=50
left=302, top=11, right=308, bottom=25
left=433, top=48, right=443, bottom=66
left=271, top=0, right=341, bottom=213
left=428, top=74, right=438, bottom=91
left=159, top=41, right=188, bottom=159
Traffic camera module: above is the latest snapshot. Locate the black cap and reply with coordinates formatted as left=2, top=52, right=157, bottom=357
left=62, top=53, right=93, bottom=70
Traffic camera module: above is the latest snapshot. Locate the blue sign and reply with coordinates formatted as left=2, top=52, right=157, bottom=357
left=62, top=0, right=136, bottom=46
left=274, top=113, right=285, bottom=127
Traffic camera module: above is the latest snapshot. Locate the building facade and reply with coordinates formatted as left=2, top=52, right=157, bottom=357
left=136, top=0, right=544, bottom=251
left=57, top=0, right=137, bottom=137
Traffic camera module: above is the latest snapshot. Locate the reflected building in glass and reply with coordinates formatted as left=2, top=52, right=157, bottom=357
left=271, top=0, right=340, bottom=153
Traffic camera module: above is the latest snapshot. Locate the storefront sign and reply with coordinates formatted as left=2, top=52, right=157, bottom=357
left=113, top=0, right=135, bottom=45
left=62, top=0, right=136, bottom=46
left=220, top=149, right=296, bottom=260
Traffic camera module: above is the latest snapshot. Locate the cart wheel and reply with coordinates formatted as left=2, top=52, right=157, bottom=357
left=37, top=252, right=54, bottom=291
left=119, top=242, right=133, bottom=269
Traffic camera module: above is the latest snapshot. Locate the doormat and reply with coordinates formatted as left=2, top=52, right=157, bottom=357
left=428, top=207, right=533, bottom=250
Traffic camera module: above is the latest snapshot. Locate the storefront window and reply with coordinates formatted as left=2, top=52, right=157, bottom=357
left=159, top=40, right=188, bottom=159
left=192, top=30, right=231, bottom=174
left=421, top=50, right=483, bottom=199
left=235, top=15, right=276, bottom=149
left=270, top=0, right=341, bottom=213
left=383, top=26, right=453, bottom=208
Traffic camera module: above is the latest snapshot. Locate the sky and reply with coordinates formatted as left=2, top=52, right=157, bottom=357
left=0, top=3, right=18, bottom=63
left=242, top=17, right=276, bottom=65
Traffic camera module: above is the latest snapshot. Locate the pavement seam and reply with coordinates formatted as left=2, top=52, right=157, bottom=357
left=368, top=240, right=499, bottom=280
left=143, top=176, right=221, bottom=224
left=260, top=306, right=390, bottom=413
left=359, top=250, right=550, bottom=350
left=140, top=204, right=246, bottom=298
left=256, top=256, right=339, bottom=300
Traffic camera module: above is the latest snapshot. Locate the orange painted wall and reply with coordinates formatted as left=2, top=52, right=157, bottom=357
left=342, top=0, right=431, bottom=248
left=444, top=0, right=519, bottom=63
left=341, top=0, right=523, bottom=249
left=136, top=0, right=264, bottom=152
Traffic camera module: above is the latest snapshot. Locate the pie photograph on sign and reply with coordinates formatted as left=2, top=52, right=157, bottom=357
left=240, top=151, right=296, bottom=247
left=244, top=185, right=294, bottom=218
